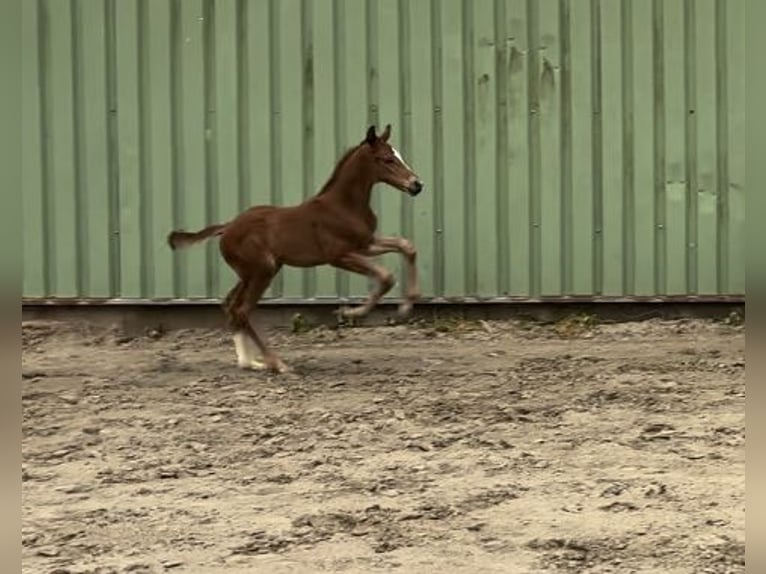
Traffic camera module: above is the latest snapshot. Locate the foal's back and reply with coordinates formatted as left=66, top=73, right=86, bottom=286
left=219, top=197, right=369, bottom=269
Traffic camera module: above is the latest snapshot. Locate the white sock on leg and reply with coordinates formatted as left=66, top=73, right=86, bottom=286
left=233, top=332, right=250, bottom=368
left=233, top=332, right=265, bottom=370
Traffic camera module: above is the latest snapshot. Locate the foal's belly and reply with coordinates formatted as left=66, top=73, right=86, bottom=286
left=267, top=205, right=375, bottom=267
left=275, top=231, right=373, bottom=268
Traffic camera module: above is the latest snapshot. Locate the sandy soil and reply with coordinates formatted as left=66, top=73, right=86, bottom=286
left=22, top=314, right=745, bottom=574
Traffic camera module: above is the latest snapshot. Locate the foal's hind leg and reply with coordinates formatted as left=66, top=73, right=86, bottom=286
left=332, top=253, right=395, bottom=319
left=228, top=271, right=288, bottom=373
left=222, top=281, right=244, bottom=316
left=223, top=281, right=260, bottom=369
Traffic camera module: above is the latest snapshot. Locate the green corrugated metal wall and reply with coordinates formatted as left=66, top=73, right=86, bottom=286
left=22, top=0, right=745, bottom=303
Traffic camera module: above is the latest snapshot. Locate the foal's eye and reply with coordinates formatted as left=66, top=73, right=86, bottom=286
left=384, top=157, right=397, bottom=164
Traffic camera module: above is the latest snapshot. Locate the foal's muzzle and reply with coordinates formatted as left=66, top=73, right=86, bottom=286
left=408, top=180, right=424, bottom=197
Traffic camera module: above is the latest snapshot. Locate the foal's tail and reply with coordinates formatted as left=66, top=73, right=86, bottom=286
left=167, top=223, right=227, bottom=250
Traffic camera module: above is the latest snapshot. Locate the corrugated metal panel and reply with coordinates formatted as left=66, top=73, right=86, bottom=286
left=22, top=0, right=745, bottom=302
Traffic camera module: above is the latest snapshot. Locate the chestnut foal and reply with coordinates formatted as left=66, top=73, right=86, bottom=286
left=167, top=124, right=423, bottom=373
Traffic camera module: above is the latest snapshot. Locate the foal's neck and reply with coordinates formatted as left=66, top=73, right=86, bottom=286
left=323, top=148, right=374, bottom=211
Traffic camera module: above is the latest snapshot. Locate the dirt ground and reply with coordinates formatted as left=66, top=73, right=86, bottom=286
left=22, top=313, right=745, bottom=574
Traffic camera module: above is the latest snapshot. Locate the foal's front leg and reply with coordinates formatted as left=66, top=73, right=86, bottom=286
left=332, top=252, right=395, bottom=319
left=364, top=236, right=420, bottom=317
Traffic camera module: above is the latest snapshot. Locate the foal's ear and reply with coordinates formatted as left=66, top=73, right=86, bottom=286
left=365, top=125, right=377, bottom=145
left=380, top=124, right=391, bottom=142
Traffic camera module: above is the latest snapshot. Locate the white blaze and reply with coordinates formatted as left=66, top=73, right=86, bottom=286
left=391, top=147, right=413, bottom=171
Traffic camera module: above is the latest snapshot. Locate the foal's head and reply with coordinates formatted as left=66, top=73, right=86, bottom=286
left=361, top=124, right=424, bottom=196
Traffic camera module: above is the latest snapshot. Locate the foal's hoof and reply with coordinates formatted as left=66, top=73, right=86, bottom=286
left=334, top=306, right=364, bottom=323
left=397, top=301, right=414, bottom=318
left=334, top=305, right=354, bottom=317
left=238, top=358, right=288, bottom=374
left=267, top=360, right=289, bottom=374
left=238, top=359, right=267, bottom=371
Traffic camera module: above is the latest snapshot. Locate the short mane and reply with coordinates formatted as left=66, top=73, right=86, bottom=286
left=316, top=144, right=362, bottom=195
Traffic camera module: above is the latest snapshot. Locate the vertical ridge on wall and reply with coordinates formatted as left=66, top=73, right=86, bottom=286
left=438, top=0, right=466, bottom=297
left=332, top=0, right=347, bottom=299
left=277, top=0, right=307, bottom=299
left=365, top=0, right=379, bottom=236
left=234, top=0, right=252, bottom=218
left=398, top=0, right=414, bottom=298
left=653, top=0, right=667, bottom=295
left=267, top=0, right=283, bottom=298
left=79, top=2, right=112, bottom=297
left=311, top=0, right=338, bottom=298
left=115, top=0, right=142, bottom=298
left=40, top=0, right=54, bottom=296
left=169, top=0, right=181, bottom=297
left=23, top=0, right=46, bottom=297
left=663, top=0, right=687, bottom=295
left=22, top=0, right=746, bottom=302
left=40, top=0, right=53, bottom=296
left=180, top=0, right=208, bottom=298
left=620, top=0, right=635, bottom=296
left=506, top=0, right=530, bottom=296
left=303, top=0, right=316, bottom=298
left=632, top=0, right=657, bottom=296
left=366, top=0, right=379, bottom=135
left=408, top=0, right=436, bottom=298
left=694, top=0, right=719, bottom=295
left=526, top=0, right=542, bottom=298
left=138, top=0, right=152, bottom=298
left=725, top=0, right=744, bottom=294
left=146, top=0, right=174, bottom=298
left=431, top=0, right=445, bottom=297
left=373, top=0, right=396, bottom=284
left=590, top=0, right=604, bottom=296
left=538, top=0, right=562, bottom=296
left=600, top=0, right=624, bottom=296
left=21, top=2, right=47, bottom=297
left=236, top=0, right=248, bottom=215
left=243, top=0, right=271, bottom=316
left=213, top=0, right=241, bottom=297
left=683, top=0, right=698, bottom=294
left=71, top=0, right=85, bottom=296
left=104, top=0, right=120, bottom=297
left=462, top=0, right=477, bottom=296
left=49, top=0, right=79, bottom=296
left=344, top=0, right=372, bottom=298
left=202, top=0, right=217, bottom=297
left=559, top=0, right=573, bottom=296
left=494, top=0, right=510, bottom=296
left=714, top=0, right=728, bottom=295
left=570, top=0, right=594, bottom=295
left=472, top=0, right=498, bottom=297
